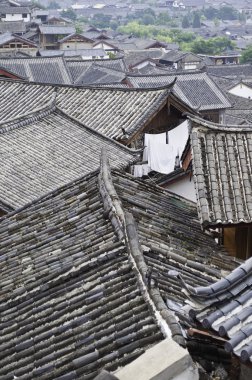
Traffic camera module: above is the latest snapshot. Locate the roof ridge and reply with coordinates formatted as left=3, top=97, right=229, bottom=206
left=65, top=55, right=125, bottom=63
left=0, top=101, right=56, bottom=134
left=94, top=62, right=126, bottom=74
left=61, top=56, right=75, bottom=84
left=98, top=150, right=185, bottom=346
left=0, top=77, right=174, bottom=93
left=126, top=69, right=203, bottom=78
left=188, top=114, right=252, bottom=132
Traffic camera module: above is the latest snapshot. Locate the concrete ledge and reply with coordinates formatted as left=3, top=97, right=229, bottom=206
left=115, top=338, right=198, bottom=380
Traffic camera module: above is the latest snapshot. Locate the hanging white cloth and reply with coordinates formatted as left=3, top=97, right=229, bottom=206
left=144, top=132, right=174, bottom=174
left=143, top=122, right=189, bottom=175
left=148, top=141, right=174, bottom=174
left=168, top=120, right=189, bottom=159
left=133, top=164, right=151, bottom=177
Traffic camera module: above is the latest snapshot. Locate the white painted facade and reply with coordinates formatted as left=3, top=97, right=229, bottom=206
left=2, top=13, right=31, bottom=22
left=60, top=41, right=93, bottom=50
left=134, top=60, right=156, bottom=70
left=229, top=82, right=252, bottom=99
left=166, top=175, right=197, bottom=203
left=94, top=41, right=117, bottom=53
left=184, top=63, right=198, bottom=70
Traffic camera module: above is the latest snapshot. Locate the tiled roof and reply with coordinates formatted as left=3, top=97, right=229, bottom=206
left=225, top=110, right=252, bottom=125
left=190, top=115, right=252, bottom=227
left=127, top=72, right=231, bottom=111
left=0, top=5, right=30, bottom=13
left=136, top=63, right=174, bottom=75
left=210, top=75, right=238, bottom=92
left=0, top=81, right=55, bottom=121
left=82, top=31, right=111, bottom=40
left=39, top=49, right=107, bottom=59
left=39, top=25, right=75, bottom=35
left=124, top=49, right=164, bottom=69
left=0, top=57, right=127, bottom=85
left=113, top=171, right=236, bottom=304
left=58, top=33, right=94, bottom=43
left=0, top=20, right=25, bottom=33
left=0, top=80, right=171, bottom=140
left=0, top=152, right=237, bottom=378
left=0, top=106, right=137, bottom=209
left=0, top=169, right=162, bottom=379
left=55, top=85, right=170, bottom=140
left=65, top=58, right=126, bottom=83
left=74, top=63, right=126, bottom=86
left=207, top=64, right=252, bottom=78
left=185, top=257, right=252, bottom=363
left=65, top=60, right=91, bottom=82
left=66, top=49, right=106, bottom=58
left=0, top=57, right=72, bottom=84
left=160, top=50, right=187, bottom=63
left=0, top=32, right=36, bottom=47
left=227, top=92, right=252, bottom=110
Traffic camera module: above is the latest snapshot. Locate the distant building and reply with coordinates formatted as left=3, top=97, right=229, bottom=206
left=0, top=32, right=37, bottom=56
left=39, top=25, right=75, bottom=50
left=0, top=6, right=31, bottom=22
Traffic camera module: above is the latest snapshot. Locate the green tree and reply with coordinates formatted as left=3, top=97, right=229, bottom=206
left=156, top=12, right=170, bottom=25
left=240, top=45, right=252, bottom=63
left=219, top=6, right=238, bottom=20
left=189, top=36, right=234, bottom=54
left=143, top=8, right=156, bottom=18
left=192, top=13, right=201, bottom=28
left=142, top=14, right=155, bottom=25
left=75, top=23, right=83, bottom=33
left=204, top=6, right=218, bottom=20
left=182, top=15, right=190, bottom=28
left=60, top=8, right=77, bottom=21
left=110, top=20, right=119, bottom=30
left=108, top=51, right=116, bottom=59
left=92, top=13, right=112, bottom=28
left=169, top=20, right=179, bottom=27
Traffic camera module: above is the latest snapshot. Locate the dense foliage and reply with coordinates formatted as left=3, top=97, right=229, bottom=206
left=119, top=21, right=234, bottom=54
left=240, top=46, right=252, bottom=63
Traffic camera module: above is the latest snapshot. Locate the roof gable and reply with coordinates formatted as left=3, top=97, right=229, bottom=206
left=58, top=33, right=94, bottom=44
left=127, top=71, right=231, bottom=111
left=0, top=106, right=137, bottom=209
left=39, top=25, right=75, bottom=35
left=0, top=80, right=171, bottom=141
left=0, top=32, right=37, bottom=47
left=74, top=63, right=126, bottom=86
left=0, top=56, right=72, bottom=84
left=190, top=115, right=252, bottom=227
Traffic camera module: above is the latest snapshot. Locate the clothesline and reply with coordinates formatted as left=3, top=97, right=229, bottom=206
left=133, top=121, right=188, bottom=177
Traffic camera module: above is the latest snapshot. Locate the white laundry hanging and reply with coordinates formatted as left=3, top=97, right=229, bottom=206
left=133, top=163, right=151, bottom=177
left=168, top=120, right=189, bottom=158
left=144, top=132, right=174, bottom=174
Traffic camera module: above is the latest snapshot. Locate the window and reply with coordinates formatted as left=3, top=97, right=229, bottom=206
left=22, top=13, right=27, bottom=17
